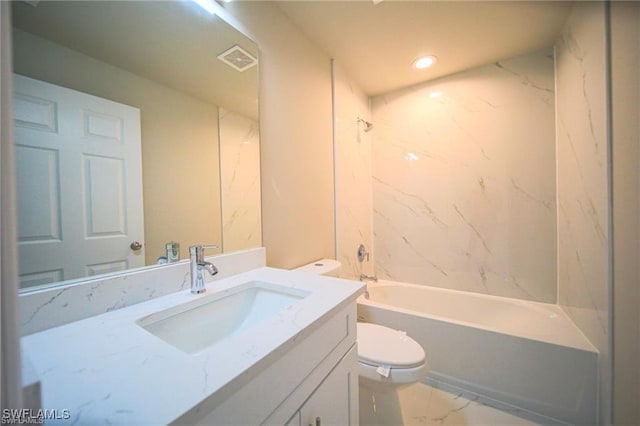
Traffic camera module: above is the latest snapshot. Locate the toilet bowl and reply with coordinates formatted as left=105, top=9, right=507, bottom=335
left=294, top=259, right=429, bottom=426
left=357, top=322, right=428, bottom=386
left=356, top=322, right=428, bottom=426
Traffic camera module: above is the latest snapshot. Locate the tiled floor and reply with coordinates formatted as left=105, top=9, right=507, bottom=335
left=397, top=382, right=541, bottom=426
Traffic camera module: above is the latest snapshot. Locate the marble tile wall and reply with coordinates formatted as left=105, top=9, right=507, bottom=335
left=332, top=61, right=375, bottom=279
left=370, top=49, right=557, bottom=303
left=555, top=2, right=609, bottom=423
left=18, top=248, right=266, bottom=336
left=219, top=108, right=262, bottom=253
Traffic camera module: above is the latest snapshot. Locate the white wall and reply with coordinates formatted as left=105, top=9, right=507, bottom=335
left=555, top=2, right=609, bottom=424
left=332, top=61, right=374, bottom=279
left=610, top=1, right=640, bottom=424
left=222, top=2, right=335, bottom=269
left=370, top=49, right=557, bottom=303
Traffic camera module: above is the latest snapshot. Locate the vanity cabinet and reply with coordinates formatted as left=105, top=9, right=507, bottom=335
left=291, top=345, right=358, bottom=426
left=20, top=264, right=364, bottom=425
left=183, top=302, right=359, bottom=425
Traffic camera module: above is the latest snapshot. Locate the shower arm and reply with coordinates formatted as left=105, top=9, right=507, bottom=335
left=357, top=117, right=374, bottom=132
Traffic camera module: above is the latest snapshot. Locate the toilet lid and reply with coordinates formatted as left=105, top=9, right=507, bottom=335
left=357, top=323, right=425, bottom=368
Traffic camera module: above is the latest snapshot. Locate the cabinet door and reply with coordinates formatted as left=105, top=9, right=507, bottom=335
left=300, top=346, right=358, bottom=426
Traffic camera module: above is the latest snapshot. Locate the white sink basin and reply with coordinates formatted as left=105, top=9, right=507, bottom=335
left=137, top=281, right=310, bottom=354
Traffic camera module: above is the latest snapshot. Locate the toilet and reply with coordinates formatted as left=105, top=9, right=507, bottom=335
left=294, top=259, right=429, bottom=426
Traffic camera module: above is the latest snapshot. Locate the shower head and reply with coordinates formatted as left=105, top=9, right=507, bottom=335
left=357, top=117, right=374, bottom=132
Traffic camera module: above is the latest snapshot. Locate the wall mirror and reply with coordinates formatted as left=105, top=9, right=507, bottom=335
left=11, top=0, right=261, bottom=291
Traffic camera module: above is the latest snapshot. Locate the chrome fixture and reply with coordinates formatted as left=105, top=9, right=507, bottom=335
left=158, top=241, right=181, bottom=265
left=357, top=244, right=376, bottom=296
left=359, top=273, right=378, bottom=283
left=357, top=244, right=370, bottom=262
left=357, top=117, right=374, bottom=132
left=166, top=241, right=180, bottom=263
left=359, top=273, right=376, bottom=300
left=189, top=245, right=219, bottom=294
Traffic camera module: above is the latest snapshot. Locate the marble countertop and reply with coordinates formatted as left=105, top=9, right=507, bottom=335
left=21, top=267, right=364, bottom=424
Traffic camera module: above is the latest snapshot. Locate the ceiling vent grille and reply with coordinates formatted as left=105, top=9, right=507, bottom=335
left=217, top=45, right=257, bottom=72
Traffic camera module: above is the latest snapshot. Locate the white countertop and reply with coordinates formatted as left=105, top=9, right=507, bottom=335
left=21, top=267, right=364, bottom=424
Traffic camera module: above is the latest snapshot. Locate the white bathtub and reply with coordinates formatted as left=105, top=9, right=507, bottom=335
left=357, top=280, right=598, bottom=425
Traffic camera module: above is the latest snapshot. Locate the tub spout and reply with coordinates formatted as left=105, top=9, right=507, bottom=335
left=359, top=273, right=378, bottom=283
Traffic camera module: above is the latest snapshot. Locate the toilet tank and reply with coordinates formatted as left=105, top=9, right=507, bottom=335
left=293, top=259, right=341, bottom=277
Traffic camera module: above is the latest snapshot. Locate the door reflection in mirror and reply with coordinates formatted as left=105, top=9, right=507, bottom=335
left=11, top=1, right=260, bottom=291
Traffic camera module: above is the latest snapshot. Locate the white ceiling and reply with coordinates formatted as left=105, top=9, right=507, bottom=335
left=276, top=0, right=572, bottom=96
left=12, top=1, right=573, bottom=110
left=11, top=1, right=259, bottom=119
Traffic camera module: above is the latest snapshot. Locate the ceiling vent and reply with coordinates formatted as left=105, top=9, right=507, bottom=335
left=217, top=45, right=257, bottom=72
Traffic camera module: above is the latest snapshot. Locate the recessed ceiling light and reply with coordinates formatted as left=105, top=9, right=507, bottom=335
left=413, top=56, right=437, bottom=70
left=405, top=152, right=419, bottom=161
left=429, top=91, right=443, bottom=99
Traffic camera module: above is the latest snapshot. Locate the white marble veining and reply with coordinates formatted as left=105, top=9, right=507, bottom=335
left=555, top=2, right=610, bottom=423
left=398, top=380, right=555, bottom=426
left=219, top=108, right=262, bottom=253
left=371, top=49, right=557, bottom=303
left=21, top=267, right=364, bottom=424
left=333, top=61, right=374, bottom=279
left=19, top=247, right=266, bottom=335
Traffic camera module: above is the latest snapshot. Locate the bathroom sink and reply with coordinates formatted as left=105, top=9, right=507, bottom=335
left=137, top=281, right=310, bottom=354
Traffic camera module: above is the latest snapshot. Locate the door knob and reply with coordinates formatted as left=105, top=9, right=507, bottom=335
left=130, top=241, right=143, bottom=251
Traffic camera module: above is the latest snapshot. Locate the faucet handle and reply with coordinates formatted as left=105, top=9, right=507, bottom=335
left=189, top=245, right=219, bottom=262
left=357, top=244, right=370, bottom=262
left=188, top=244, right=219, bottom=255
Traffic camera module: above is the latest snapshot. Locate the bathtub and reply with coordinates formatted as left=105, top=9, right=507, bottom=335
left=357, top=280, right=598, bottom=425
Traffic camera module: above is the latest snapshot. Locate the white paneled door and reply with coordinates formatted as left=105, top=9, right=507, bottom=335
left=13, top=74, right=144, bottom=288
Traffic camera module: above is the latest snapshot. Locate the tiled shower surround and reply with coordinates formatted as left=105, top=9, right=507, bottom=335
left=555, top=2, right=610, bottom=422
left=331, top=2, right=611, bottom=422
left=333, top=61, right=375, bottom=280
left=371, top=49, right=557, bottom=303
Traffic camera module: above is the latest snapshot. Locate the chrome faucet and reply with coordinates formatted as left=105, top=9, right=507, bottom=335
left=189, top=245, right=219, bottom=294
